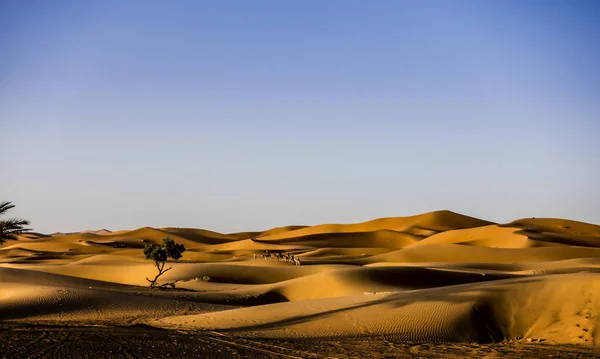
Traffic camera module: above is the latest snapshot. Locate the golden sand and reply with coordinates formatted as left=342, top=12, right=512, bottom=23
left=2, top=210, right=600, bottom=345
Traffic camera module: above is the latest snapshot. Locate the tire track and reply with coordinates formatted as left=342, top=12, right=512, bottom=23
left=207, top=331, right=324, bottom=358
left=105, top=333, right=139, bottom=359
left=4, top=330, right=49, bottom=357
left=177, top=330, right=309, bottom=358
left=33, top=330, right=71, bottom=359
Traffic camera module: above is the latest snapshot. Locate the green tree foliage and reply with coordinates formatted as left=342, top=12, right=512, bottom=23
left=144, top=237, right=186, bottom=288
left=0, top=201, right=31, bottom=244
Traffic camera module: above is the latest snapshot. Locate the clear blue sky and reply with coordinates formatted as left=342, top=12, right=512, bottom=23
left=1, top=0, right=599, bottom=233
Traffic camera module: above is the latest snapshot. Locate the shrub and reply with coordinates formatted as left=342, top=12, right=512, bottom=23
left=144, top=237, right=186, bottom=288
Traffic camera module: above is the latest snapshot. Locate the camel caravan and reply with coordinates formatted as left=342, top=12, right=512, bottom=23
left=254, top=250, right=301, bottom=265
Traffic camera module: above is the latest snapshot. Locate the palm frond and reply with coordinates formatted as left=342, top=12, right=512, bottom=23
left=0, top=201, right=16, bottom=217
left=0, top=202, right=32, bottom=244
left=0, top=218, right=31, bottom=243
left=1, top=218, right=30, bottom=229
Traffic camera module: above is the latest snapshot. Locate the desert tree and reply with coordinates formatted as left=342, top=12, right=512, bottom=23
left=0, top=201, right=31, bottom=244
left=144, top=237, right=186, bottom=288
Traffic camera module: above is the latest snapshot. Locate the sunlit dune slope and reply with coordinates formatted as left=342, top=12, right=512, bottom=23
left=159, top=227, right=236, bottom=244
left=354, top=243, right=600, bottom=265
left=259, top=210, right=494, bottom=241
left=227, top=225, right=309, bottom=240
left=158, top=273, right=600, bottom=345
left=414, top=218, right=600, bottom=248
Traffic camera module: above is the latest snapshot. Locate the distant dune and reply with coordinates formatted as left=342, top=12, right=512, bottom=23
left=2, top=210, right=600, bottom=348
left=80, top=229, right=113, bottom=235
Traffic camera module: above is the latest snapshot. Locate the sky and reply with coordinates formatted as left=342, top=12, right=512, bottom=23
left=1, top=0, right=599, bottom=234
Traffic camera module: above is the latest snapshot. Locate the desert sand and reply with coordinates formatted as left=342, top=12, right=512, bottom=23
left=2, top=210, right=600, bottom=358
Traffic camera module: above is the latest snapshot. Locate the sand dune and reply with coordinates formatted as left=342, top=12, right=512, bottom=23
left=227, top=225, right=309, bottom=240
left=80, top=229, right=113, bottom=235
left=158, top=273, right=600, bottom=345
left=0, top=267, right=230, bottom=324
left=259, top=210, right=493, bottom=241
left=2, top=210, right=600, bottom=348
left=415, top=218, right=600, bottom=248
